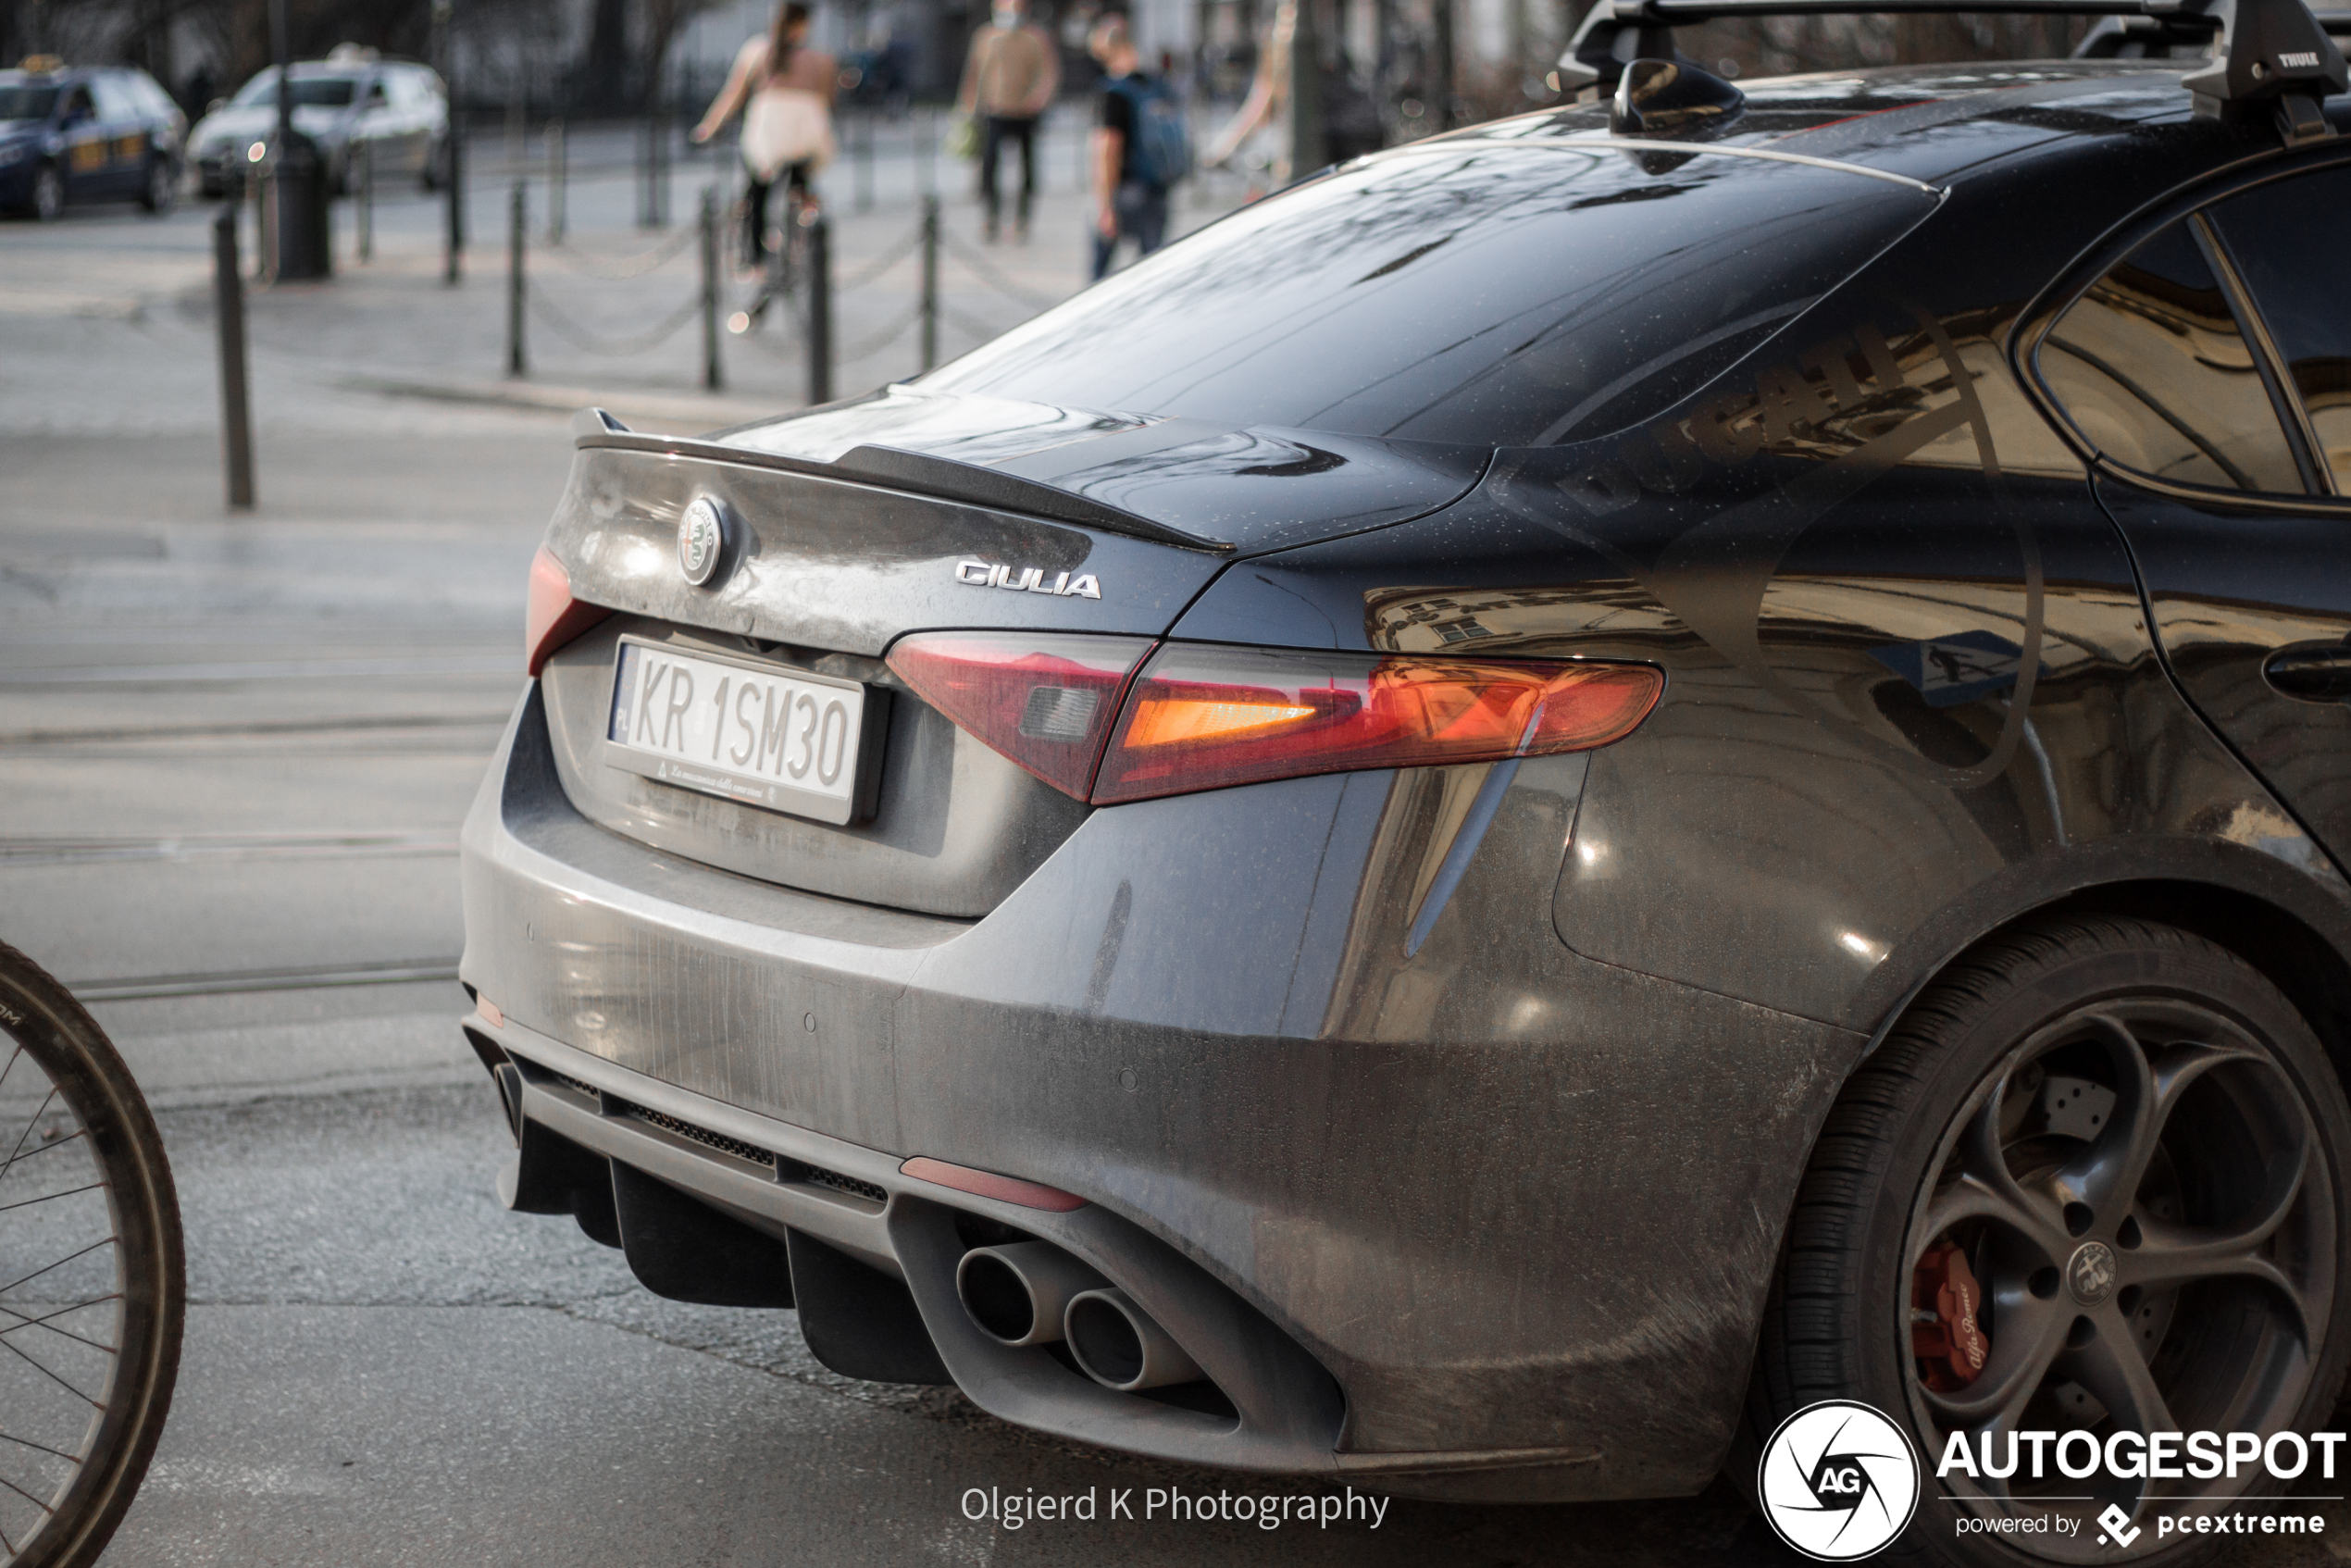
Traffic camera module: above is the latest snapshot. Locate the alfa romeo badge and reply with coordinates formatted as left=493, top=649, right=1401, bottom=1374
left=678, top=497, right=728, bottom=587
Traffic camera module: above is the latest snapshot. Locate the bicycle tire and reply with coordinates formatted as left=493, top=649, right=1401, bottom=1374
left=0, top=941, right=184, bottom=1568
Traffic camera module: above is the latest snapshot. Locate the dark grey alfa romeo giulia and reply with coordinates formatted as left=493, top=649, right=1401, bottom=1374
left=460, top=2, right=2351, bottom=1557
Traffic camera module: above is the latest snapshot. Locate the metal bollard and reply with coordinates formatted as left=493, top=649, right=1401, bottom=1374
left=213, top=202, right=255, bottom=511
left=546, top=118, right=566, bottom=243
left=507, top=180, right=527, bottom=378
left=653, top=106, right=672, bottom=227
left=805, top=210, right=831, bottom=405
left=700, top=187, right=724, bottom=392
left=445, top=115, right=465, bottom=283
left=357, top=138, right=373, bottom=261
left=855, top=110, right=874, bottom=213
left=920, top=108, right=936, bottom=197
left=919, top=194, right=939, bottom=373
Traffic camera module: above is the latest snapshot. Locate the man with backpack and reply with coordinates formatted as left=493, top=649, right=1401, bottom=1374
left=1088, top=15, right=1188, bottom=280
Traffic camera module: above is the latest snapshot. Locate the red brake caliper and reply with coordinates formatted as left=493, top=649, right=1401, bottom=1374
left=1911, top=1240, right=1991, bottom=1389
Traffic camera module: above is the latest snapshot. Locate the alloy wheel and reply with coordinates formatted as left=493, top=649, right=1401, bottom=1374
left=1903, top=998, right=2334, bottom=1555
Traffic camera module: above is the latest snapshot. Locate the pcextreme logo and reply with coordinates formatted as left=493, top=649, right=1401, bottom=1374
left=1758, top=1401, right=1922, bottom=1561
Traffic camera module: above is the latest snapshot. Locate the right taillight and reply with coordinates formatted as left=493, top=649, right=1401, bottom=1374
left=891, top=632, right=1661, bottom=806
left=1091, top=645, right=1662, bottom=804
left=885, top=631, right=1157, bottom=799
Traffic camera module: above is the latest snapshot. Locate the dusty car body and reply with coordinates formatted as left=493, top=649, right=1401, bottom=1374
left=458, top=32, right=2351, bottom=1538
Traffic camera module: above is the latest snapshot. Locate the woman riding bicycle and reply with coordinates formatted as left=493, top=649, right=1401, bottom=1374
left=691, top=2, right=838, bottom=266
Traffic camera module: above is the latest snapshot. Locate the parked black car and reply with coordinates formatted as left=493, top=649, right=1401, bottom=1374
left=0, top=58, right=183, bottom=221
left=462, top=0, right=2351, bottom=1559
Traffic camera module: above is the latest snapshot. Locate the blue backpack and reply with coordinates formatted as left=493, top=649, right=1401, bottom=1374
left=1107, top=76, right=1191, bottom=190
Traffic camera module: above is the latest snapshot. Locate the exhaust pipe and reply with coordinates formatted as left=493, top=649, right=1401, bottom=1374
left=1064, top=1287, right=1204, bottom=1391
left=955, top=1242, right=1106, bottom=1348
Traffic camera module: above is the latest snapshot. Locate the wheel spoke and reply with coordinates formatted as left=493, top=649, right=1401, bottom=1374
left=2057, top=1027, right=2270, bottom=1221
left=1922, top=1070, right=2069, bottom=1263
left=0, top=1179, right=105, bottom=1218
left=0, top=1235, right=118, bottom=1300
left=2065, top=1314, right=2177, bottom=1438
left=0, top=1294, right=123, bottom=1355
left=2122, top=1138, right=2310, bottom=1290
left=0, top=1325, right=101, bottom=1409
left=2049, top=1014, right=2159, bottom=1216
left=1922, top=1292, right=2068, bottom=1427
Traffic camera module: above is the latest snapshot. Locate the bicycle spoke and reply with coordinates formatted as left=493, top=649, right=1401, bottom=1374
left=0, top=1179, right=104, bottom=1218
left=0, top=1426, right=86, bottom=1463
left=0, top=1236, right=117, bottom=1300
left=0, top=1295, right=122, bottom=1355
left=0, top=1466, right=57, bottom=1514
left=0, top=1327, right=101, bottom=1409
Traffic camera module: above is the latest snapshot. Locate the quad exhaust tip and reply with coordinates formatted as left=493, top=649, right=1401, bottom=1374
left=955, top=1241, right=1107, bottom=1349
left=1064, top=1287, right=1204, bottom=1392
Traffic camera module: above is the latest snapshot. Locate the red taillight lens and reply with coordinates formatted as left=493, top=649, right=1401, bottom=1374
left=1090, top=645, right=1661, bottom=804
left=885, top=631, right=1157, bottom=799
left=525, top=546, right=613, bottom=677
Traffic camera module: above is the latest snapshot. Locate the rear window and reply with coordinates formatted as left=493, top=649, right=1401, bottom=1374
left=919, top=141, right=1938, bottom=448
left=0, top=84, right=58, bottom=121
left=231, top=72, right=359, bottom=109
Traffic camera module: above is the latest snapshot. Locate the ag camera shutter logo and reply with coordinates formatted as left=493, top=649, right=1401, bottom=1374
left=1758, top=1400, right=1921, bottom=1560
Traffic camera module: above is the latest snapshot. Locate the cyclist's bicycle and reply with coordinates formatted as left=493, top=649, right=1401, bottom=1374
left=0, top=941, right=183, bottom=1567
left=725, top=170, right=818, bottom=335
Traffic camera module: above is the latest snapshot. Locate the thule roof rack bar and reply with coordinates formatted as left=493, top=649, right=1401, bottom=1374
left=1559, top=0, right=2348, bottom=144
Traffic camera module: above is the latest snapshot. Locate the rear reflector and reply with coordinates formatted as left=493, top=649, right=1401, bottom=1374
left=1091, top=645, right=1662, bottom=804
left=525, top=546, right=614, bottom=677
left=884, top=631, right=1155, bottom=799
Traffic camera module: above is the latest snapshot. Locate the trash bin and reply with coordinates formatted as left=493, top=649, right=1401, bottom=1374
left=264, top=129, right=332, bottom=281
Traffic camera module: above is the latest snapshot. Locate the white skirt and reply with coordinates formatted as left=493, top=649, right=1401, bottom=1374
left=742, top=87, right=836, bottom=180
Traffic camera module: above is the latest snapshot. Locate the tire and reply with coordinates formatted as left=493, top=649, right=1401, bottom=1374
left=138, top=158, right=175, bottom=216
left=1739, top=915, right=2351, bottom=1566
left=29, top=163, right=61, bottom=223
left=0, top=941, right=184, bottom=1568
left=419, top=136, right=442, bottom=193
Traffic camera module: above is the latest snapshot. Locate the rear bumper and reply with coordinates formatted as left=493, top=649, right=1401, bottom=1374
left=459, top=681, right=1867, bottom=1498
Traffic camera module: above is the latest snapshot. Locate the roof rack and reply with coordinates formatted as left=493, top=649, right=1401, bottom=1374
left=1558, top=0, right=2348, bottom=143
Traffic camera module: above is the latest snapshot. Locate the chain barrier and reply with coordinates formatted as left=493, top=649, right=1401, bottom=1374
left=834, top=224, right=926, bottom=292
left=935, top=228, right=1059, bottom=311
left=538, top=221, right=700, bottom=281
left=506, top=182, right=1073, bottom=388
left=528, top=287, right=704, bottom=357
left=941, top=304, right=1019, bottom=342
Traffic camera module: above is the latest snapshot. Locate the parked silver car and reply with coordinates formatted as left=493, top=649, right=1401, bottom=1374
left=189, top=51, right=445, bottom=197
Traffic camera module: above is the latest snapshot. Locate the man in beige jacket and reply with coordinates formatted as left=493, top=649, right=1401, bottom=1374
left=956, top=0, right=1059, bottom=242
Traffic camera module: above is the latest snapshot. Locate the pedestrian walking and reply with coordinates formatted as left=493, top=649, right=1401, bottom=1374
left=957, top=0, right=1060, bottom=243
left=1202, top=0, right=1383, bottom=194
left=692, top=2, right=839, bottom=266
left=1088, top=16, right=1188, bottom=280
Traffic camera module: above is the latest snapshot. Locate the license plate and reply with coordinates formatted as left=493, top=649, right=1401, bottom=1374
left=604, top=639, right=882, bottom=825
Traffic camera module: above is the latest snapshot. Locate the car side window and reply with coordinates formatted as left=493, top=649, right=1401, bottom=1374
left=90, top=75, right=138, bottom=121
left=2036, top=220, right=2305, bottom=494
left=62, top=84, right=93, bottom=121
left=2207, top=165, right=2351, bottom=494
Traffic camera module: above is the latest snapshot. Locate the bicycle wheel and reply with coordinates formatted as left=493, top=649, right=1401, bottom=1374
left=0, top=942, right=183, bottom=1568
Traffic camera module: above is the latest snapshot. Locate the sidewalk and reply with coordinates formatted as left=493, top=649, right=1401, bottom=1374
left=0, top=143, right=1249, bottom=443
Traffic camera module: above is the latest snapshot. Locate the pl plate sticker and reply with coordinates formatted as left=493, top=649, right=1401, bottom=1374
left=1758, top=1400, right=1921, bottom=1561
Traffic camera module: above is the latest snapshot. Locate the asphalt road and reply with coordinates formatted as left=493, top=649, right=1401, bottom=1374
left=2, top=165, right=2345, bottom=1568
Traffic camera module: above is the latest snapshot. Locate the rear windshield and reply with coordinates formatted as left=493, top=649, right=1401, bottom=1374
left=231, top=72, right=358, bottom=108
left=921, top=140, right=1938, bottom=447
left=0, top=85, right=58, bottom=121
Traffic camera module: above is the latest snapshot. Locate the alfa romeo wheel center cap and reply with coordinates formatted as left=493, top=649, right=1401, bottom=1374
left=2067, top=1240, right=2117, bottom=1306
